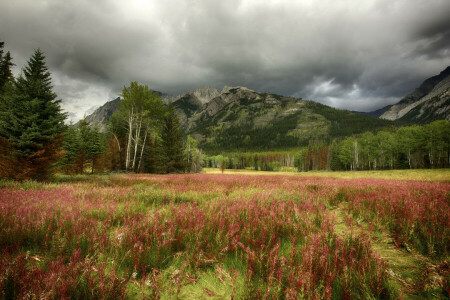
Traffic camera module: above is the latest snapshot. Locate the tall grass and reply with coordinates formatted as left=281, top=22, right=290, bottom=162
left=1, top=173, right=447, bottom=298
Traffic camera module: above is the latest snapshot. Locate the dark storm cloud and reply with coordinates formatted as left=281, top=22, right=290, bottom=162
left=1, top=0, right=449, bottom=121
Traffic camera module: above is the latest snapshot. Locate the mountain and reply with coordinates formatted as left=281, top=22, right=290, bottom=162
left=362, top=105, right=393, bottom=118
left=177, top=87, right=393, bottom=151
left=375, top=66, right=450, bottom=123
left=83, top=97, right=120, bottom=131
left=82, top=86, right=394, bottom=151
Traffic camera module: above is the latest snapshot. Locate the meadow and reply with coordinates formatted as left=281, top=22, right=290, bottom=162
left=0, top=170, right=449, bottom=299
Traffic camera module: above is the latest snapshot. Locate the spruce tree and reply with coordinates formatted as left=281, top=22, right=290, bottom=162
left=0, top=41, right=14, bottom=92
left=0, top=49, right=66, bottom=180
left=0, top=42, right=16, bottom=179
left=88, top=124, right=105, bottom=174
left=60, top=124, right=81, bottom=174
left=143, top=132, right=166, bottom=174
left=76, top=118, right=91, bottom=174
left=162, top=102, right=185, bottom=173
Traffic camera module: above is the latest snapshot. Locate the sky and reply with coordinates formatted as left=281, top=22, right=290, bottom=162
left=1, top=0, right=450, bottom=122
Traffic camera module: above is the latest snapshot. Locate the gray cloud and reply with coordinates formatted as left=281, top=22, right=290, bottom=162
left=1, top=0, right=449, bottom=122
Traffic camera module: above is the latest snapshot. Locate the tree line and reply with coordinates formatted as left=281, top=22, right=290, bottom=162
left=328, top=121, right=449, bottom=170
left=0, top=42, right=202, bottom=180
left=207, top=120, right=450, bottom=172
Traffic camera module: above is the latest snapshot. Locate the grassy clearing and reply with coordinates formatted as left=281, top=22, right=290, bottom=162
left=203, top=167, right=450, bottom=181
left=0, top=172, right=449, bottom=299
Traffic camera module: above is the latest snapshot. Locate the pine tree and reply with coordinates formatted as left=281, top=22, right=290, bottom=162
left=0, top=49, right=66, bottom=180
left=0, top=42, right=14, bottom=92
left=76, top=118, right=91, bottom=174
left=60, top=124, right=81, bottom=174
left=162, top=102, right=185, bottom=173
left=88, top=124, right=105, bottom=174
left=0, top=41, right=15, bottom=126
left=143, top=132, right=166, bottom=173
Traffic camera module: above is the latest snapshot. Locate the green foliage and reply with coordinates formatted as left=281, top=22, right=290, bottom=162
left=60, top=124, right=81, bottom=171
left=330, top=120, right=450, bottom=171
left=114, top=81, right=165, bottom=171
left=0, top=41, right=14, bottom=93
left=60, top=120, right=106, bottom=174
left=185, top=135, right=203, bottom=173
left=162, top=103, right=185, bottom=173
left=143, top=133, right=166, bottom=174
left=308, top=101, right=397, bottom=137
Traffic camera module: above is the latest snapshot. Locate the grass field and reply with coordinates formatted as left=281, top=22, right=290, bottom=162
left=204, top=168, right=450, bottom=182
left=0, top=170, right=449, bottom=299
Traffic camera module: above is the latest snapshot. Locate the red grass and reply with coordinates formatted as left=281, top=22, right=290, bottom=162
left=1, top=174, right=448, bottom=298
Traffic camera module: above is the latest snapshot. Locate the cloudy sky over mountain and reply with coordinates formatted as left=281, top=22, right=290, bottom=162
left=1, top=0, right=449, bottom=122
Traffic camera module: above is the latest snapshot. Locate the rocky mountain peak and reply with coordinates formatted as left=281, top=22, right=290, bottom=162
left=379, top=66, right=450, bottom=122
left=221, top=86, right=254, bottom=94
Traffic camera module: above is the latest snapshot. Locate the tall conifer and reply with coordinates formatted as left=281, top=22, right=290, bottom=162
left=0, top=41, right=14, bottom=92
left=162, top=102, right=185, bottom=173
left=0, top=49, right=66, bottom=180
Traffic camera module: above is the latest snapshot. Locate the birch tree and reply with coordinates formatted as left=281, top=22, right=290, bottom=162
left=115, top=82, right=164, bottom=172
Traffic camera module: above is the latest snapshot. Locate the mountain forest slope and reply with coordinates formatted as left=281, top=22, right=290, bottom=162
left=176, top=87, right=395, bottom=151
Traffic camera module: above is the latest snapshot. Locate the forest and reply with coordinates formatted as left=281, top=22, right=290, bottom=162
left=206, top=120, right=450, bottom=172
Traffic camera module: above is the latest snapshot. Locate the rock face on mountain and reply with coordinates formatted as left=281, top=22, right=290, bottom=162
left=83, top=97, right=120, bottom=131
left=378, top=66, right=450, bottom=123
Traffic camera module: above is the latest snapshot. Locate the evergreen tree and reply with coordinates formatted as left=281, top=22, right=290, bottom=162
left=60, top=124, right=81, bottom=174
left=0, top=41, right=14, bottom=92
left=0, top=49, right=66, bottom=180
left=0, top=41, right=15, bottom=126
left=76, top=118, right=91, bottom=174
left=87, top=124, right=105, bottom=174
left=143, top=132, right=166, bottom=173
left=0, top=42, right=16, bottom=179
left=162, top=102, right=185, bottom=173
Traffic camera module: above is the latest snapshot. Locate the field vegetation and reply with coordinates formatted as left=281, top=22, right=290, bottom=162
left=1, top=170, right=449, bottom=299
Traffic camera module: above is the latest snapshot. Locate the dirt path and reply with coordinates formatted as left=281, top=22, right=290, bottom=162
left=331, top=204, right=448, bottom=299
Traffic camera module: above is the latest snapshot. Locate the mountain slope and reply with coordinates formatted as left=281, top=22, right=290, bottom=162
left=83, top=97, right=120, bottom=131
left=82, top=86, right=395, bottom=151
left=178, top=87, right=394, bottom=151
left=378, top=66, right=450, bottom=123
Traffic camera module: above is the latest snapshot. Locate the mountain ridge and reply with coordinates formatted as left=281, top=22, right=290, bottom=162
left=375, top=66, right=450, bottom=122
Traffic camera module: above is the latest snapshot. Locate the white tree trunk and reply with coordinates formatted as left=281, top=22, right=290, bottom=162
left=125, top=107, right=134, bottom=170
left=132, top=118, right=142, bottom=170
left=137, top=129, right=148, bottom=172
left=408, top=150, right=411, bottom=169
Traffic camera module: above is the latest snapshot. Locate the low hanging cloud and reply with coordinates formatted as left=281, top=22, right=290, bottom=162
left=1, top=0, right=449, bottom=122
